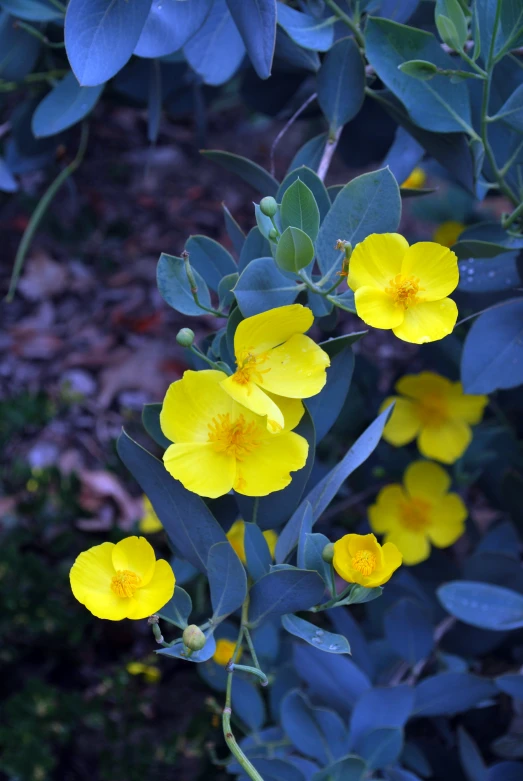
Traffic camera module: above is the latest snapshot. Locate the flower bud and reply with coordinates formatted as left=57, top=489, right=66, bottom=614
left=260, top=196, right=278, bottom=217
left=268, top=228, right=279, bottom=241
left=322, top=542, right=335, bottom=563
left=176, top=328, right=195, bottom=348
left=182, top=624, right=206, bottom=651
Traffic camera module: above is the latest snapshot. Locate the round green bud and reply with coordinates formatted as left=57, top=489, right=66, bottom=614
left=176, top=328, right=195, bottom=348
left=260, top=196, right=278, bottom=217
left=322, top=543, right=335, bottom=563
left=268, top=228, right=279, bottom=241
left=182, top=624, right=206, bottom=651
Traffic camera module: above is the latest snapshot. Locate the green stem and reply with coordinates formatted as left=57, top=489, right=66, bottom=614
left=229, top=663, right=268, bottom=686
left=6, top=123, right=89, bottom=302
left=243, top=626, right=262, bottom=671
left=502, top=199, right=523, bottom=230
left=189, top=345, right=228, bottom=372
left=251, top=497, right=260, bottom=525
left=324, top=0, right=364, bottom=47
left=458, top=50, right=487, bottom=78
left=326, top=293, right=356, bottom=314
left=309, top=583, right=354, bottom=612
left=298, top=269, right=324, bottom=295
left=14, top=21, right=65, bottom=48
left=182, top=253, right=225, bottom=317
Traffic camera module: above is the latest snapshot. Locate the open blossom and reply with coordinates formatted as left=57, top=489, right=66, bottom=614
left=220, top=304, right=330, bottom=433
left=160, top=369, right=308, bottom=498
left=348, top=233, right=459, bottom=344
left=138, top=495, right=163, bottom=534
left=381, top=371, right=488, bottom=464
left=369, top=461, right=467, bottom=566
left=70, top=536, right=175, bottom=620
left=333, top=533, right=402, bottom=587
left=226, top=519, right=277, bottom=563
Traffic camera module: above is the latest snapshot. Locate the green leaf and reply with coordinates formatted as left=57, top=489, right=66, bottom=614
left=317, top=37, right=365, bottom=132
left=157, top=628, right=216, bottom=663
left=117, top=430, right=227, bottom=573
left=185, top=235, right=236, bottom=291
left=0, top=0, right=63, bottom=21
left=303, top=533, right=332, bottom=585
left=134, top=0, right=212, bottom=58
left=312, top=755, right=367, bottom=781
left=31, top=73, right=104, bottom=138
left=438, top=581, right=523, bottom=630
left=398, top=59, right=438, bottom=80
left=243, top=523, right=272, bottom=581
left=157, top=253, right=211, bottom=316
left=277, top=3, right=335, bottom=52
left=278, top=166, right=331, bottom=221
left=226, top=0, right=276, bottom=79
left=287, top=132, right=328, bottom=175
left=158, top=586, right=192, bottom=629
left=282, top=614, right=351, bottom=654
left=201, top=149, right=279, bottom=196
left=365, top=17, right=472, bottom=133
left=234, top=256, right=300, bottom=316
left=435, top=14, right=460, bottom=49
left=207, top=542, right=247, bottom=621
left=238, top=227, right=271, bottom=271
left=436, top=0, right=468, bottom=49
left=413, top=672, right=497, bottom=715
left=183, top=0, right=245, bottom=86
left=453, top=240, right=517, bottom=258
left=461, top=298, right=523, bottom=394
left=276, top=226, right=315, bottom=272
left=492, top=83, right=523, bottom=134
left=316, top=167, right=401, bottom=282
left=222, top=203, right=245, bottom=255
left=248, top=568, right=325, bottom=626
left=356, top=728, right=403, bottom=770
left=280, top=178, right=320, bottom=240
left=142, top=403, right=171, bottom=450
left=476, top=0, right=523, bottom=62
left=384, top=598, right=434, bottom=664
left=218, top=272, right=238, bottom=309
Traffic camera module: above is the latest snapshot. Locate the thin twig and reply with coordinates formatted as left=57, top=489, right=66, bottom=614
left=270, top=92, right=317, bottom=177
left=317, top=126, right=343, bottom=182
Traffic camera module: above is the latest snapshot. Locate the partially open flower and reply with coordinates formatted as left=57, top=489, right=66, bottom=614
left=333, top=533, right=402, bottom=587
left=138, top=495, right=163, bottom=534
left=433, top=220, right=465, bottom=248
left=226, top=519, right=277, bottom=563
left=213, top=638, right=240, bottom=667
left=401, top=167, right=426, bottom=189
left=70, top=537, right=175, bottom=620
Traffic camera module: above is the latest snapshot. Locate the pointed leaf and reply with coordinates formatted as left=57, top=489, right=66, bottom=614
left=208, top=542, right=247, bottom=621
left=282, top=614, right=350, bottom=654
left=317, top=37, right=365, bottom=131
left=202, top=149, right=279, bottom=196
left=226, top=0, right=276, bottom=80
left=249, top=569, right=325, bottom=626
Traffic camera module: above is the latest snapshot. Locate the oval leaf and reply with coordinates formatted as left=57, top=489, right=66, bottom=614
left=185, top=235, right=236, bottom=291
left=276, top=226, right=315, bottom=273
left=183, top=0, right=245, bottom=86
left=384, top=598, right=434, bottom=664
left=202, top=149, right=279, bottom=196
left=226, top=0, right=276, bottom=80
left=134, top=0, right=212, bottom=57
left=438, top=580, right=523, bottom=630
left=32, top=72, right=104, bottom=138
left=281, top=178, right=321, bottom=240
left=248, top=569, right=325, bottom=626
left=282, top=614, right=350, bottom=654
left=413, top=672, right=497, bottom=716
left=317, top=36, right=365, bottom=131
left=158, top=585, right=192, bottom=629
left=157, top=253, right=212, bottom=316
left=234, top=256, right=300, bottom=316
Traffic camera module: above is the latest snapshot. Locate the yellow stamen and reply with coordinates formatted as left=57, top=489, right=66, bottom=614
left=385, top=274, right=423, bottom=309
left=232, top=349, right=271, bottom=386
left=111, top=569, right=141, bottom=598
left=400, top=498, right=431, bottom=531
left=351, top=549, right=376, bottom=576
left=208, top=413, right=261, bottom=460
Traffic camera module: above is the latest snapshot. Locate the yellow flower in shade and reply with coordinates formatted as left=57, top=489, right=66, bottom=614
left=381, top=371, right=488, bottom=464
left=139, top=495, right=163, bottom=534
left=126, top=661, right=161, bottom=683
left=226, top=519, right=277, bottom=564
left=70, top=537, right=175, bottom=620
left=348, top=233, right=459, bottom=344
left=213, top=638, right=241, bottom=666
left=160, top=369, right=308, bottom=498
left=333, top=533, right=402, bottom=587
left=433, top=220, right=465, bottom=248
left=220, top=304, right=330, bottom=433
left=401, top=167, right=426, bottom=189
left=369, top=461, right=467, bottom=565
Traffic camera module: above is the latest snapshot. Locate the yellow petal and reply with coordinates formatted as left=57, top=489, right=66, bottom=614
left=384, top=529, right=430, bottom=566
left=392, top=298, right=458, bottom=344
left=160, top=370, right=231, bottom=444
left=112, top=536, right=156, bottom=587
left=213, top=638, right=238, bottom=666
left=401, top=242, right=459, bottom=300
left=418, top=418, right=471, bottom=464
left=348, top=233, right=409, bottom=291
left=396, top=371, right=453, bottom=400
left=233, top=431, right=308, bottom=496
left=447, top=384, right=488, bottom=424
left=381, top=396, right=421, bottom=446
left=354, top=287, right=405, bottom=329
left=126, top=559, right=175, bottom=619
left=369, top=485, right=408, bottom=534
left=220, top=375, right=285, bottom=432
left=234, top=304, right=313, bottom=357
left=163, top=442, right=236, bottom=498
left=404, top=460, right=450, bottom=501
left=401, top=167, right=426, bottom=189
left=432, top=220, right=464, bottom=248
left=266, top=392, right=304, bottom=432
left=263, top=529, right=278, bottom=559
left=226, top=519, right=246, bottom=563
left=428, top=494, right=467, bottom=547
left=70, top=542, right=130, bottom=620
left=365, top=541, right=403, bottom=587
left=261, top=334, right=330, bottom=399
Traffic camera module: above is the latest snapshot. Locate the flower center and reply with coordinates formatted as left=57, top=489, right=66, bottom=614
left=385, top=274, right=423, bottom=309
left=111, top=569, right=141, bottom=598
left=400, top=498, right=431, bottom=531
left=351, top=549, right=377, bottom=576
left=208, top=413, right=261, bottom=460
left=415, top=393, right=449, bottom=426
left=232, top=349, right=271, bottom=386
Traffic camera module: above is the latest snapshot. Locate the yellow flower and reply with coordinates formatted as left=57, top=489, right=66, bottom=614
left=160, top=369, right=308, bottom=498
left=381, top=371, right=488, bottom=464
left=220, top=304, right=330, bottom=432
left=226, top=519, right=278, bottom=564
left=432, top=220, right=465, bottom=248
left=70, top=536, right=175, bottom=620
left=213, top=638, right=240, bottom=666
left=369, top=461, right=467, bottom=565
left=139, top=495, right=163, bottom=534
left=333, top=532, right=402, bottom=587
left=126, top=661, right=161, bottom=683
left=401, top=167, right=426, bottom=189
left=348, top=233, right=459, bottom=344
